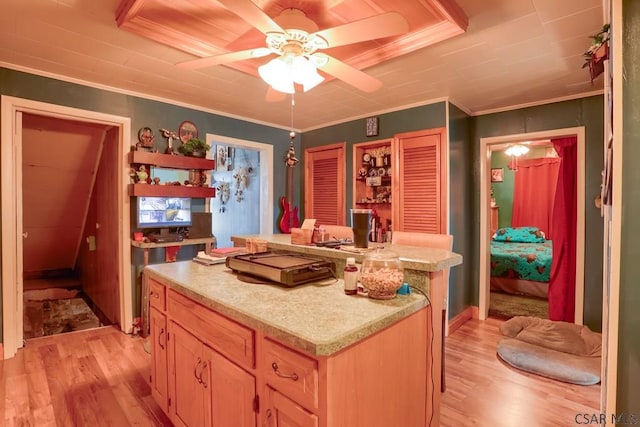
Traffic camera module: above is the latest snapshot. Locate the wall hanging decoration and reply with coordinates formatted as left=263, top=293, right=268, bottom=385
left=216, top=145, right=228, bottom=169
left=136, top=127, right=155, bottom=151
left=233, top=167, right=249, bottom=202
left=178, top=120, right=198, bottom=143
left=217, top=181, right=230, bottom=212
left=491, top=168, right=504, bottom=183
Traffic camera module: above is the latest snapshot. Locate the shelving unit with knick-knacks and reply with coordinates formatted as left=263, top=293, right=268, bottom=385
left=352, top=138, right=394, bottom=242
left=128, top=151, right=216, bottom=198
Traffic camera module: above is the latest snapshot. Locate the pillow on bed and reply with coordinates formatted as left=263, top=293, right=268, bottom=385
left=493, top=226, right=546, bottom=243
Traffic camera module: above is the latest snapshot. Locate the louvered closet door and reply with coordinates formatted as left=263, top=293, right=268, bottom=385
left=394, top=128, right=447, bottom=233
left=304, top=143, right=346, bottom=225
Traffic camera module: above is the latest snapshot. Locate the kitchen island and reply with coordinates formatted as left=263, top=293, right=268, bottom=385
left=144, top=236, right=461, bottom=426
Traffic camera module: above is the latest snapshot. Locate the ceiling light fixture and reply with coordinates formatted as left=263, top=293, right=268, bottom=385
left=257, top=10, right=329, bottom=94
left=505, top=144, right=530, bottom=157
left=505, top=144, right=530, bottom=171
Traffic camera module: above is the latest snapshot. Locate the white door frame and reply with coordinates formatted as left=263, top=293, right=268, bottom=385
left=1, top=95, right=133, bottom=359
left=206, top=134, right=274, bottom=235
left=478, top=127, right=585, bottom=323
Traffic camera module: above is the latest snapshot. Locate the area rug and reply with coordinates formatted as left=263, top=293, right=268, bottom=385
left=497, top=316, right=601, bottom=385
left=489, top=291, right=548, bottom=320
left=24, top=292, right=102, bottom=339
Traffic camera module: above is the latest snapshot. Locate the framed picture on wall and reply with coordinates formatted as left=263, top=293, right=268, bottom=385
left=216, top=145, right=227, bottom=169
left=491, top=168, right=504, bottom=182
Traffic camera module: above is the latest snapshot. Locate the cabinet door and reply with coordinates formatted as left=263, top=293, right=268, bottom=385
left=150, top=307, right=168, bottom=413
left=203, top=347, right=256, bottom=427
left=394, top=128, right=447, bottom=233
left=169, top=322, right=206, bottom=427
left=304, top=143, right=346, bottom=225
left=264, top=387, right=318, bottom=427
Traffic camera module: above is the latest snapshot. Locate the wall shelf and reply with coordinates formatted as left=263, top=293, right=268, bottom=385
left=128, top=184, right=216, bottom=198
left=128, top=151, right=215, bottom=170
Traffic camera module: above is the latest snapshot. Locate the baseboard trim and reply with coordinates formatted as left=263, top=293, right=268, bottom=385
left=448, top=306, right=473, bottom=335
left=471, top=305, right=480, bottom=319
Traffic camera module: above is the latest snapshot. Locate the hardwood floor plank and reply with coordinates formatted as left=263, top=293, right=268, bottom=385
left=441, top=318, right=600, bottom=427
left=0, top=326, right=169, bottom=426
left=1, top=319, right=600, bottom=426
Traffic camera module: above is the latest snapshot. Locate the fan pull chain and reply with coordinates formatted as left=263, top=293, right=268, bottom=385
left=289, top=94, right=296, bottom=140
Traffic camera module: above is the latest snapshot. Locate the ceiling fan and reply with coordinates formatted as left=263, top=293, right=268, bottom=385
left=176, top=0, right=409, bottom=94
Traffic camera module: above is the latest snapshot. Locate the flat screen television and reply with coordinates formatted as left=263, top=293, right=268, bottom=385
left=136, top=196, right=192, bottom=229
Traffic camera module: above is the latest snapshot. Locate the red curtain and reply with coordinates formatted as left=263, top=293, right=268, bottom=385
left=511, top=157, right=561, bottom=238
left=548, top=137, right=577, bottom=322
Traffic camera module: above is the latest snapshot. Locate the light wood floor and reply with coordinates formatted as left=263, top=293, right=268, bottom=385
left=0, top=319, right=600, bottom=426
left=441, top=317, right=601, bottom=427
left=0, top=326, right=171, bottom=426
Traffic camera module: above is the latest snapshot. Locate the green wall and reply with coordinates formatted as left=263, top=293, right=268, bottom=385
left=301, top=102, right=447, bottom=225
left=0, top=67, right=290, bottom=336
left=618, top=0, right=640, bottom=415
left=447, top=103, right=473, bottom=317
left=471, top=96, right=605, bottom=332
left=301, top=101, right=475, bottom=321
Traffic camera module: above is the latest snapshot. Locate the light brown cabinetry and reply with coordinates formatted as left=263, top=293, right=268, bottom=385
left=352, top=127, right=448, bottom=238
left=394, top=127, right=447, bottom=233
left=147, top=278, right=256, bottom=427
left=264, top=387, right=318, bottom=427
left=147, top=273, right=430, bottom=427
left=149, top=279, right=168, bottom=413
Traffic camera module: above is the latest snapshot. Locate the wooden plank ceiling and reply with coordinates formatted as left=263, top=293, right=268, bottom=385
left=115, top=0, right=468, bottom=81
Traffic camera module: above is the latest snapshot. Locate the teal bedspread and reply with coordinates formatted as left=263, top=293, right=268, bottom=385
left=490, top=240, right=553, bottom=283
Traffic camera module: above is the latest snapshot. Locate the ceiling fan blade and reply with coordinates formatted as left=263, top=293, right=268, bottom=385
left=320, top=55, right=382, bottom=92
left=176, top=48, right=269, bottom=70
left=217, top=0, right=284, bottom=35
left=312, top=12, right=408, bottom=49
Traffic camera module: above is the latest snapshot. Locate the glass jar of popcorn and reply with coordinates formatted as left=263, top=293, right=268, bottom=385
left=359, top=250, right=404, bottom=300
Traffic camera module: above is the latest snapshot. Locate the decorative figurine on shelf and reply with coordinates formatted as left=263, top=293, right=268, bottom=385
left=136, top=165, right=149, bottom=184
left=160, top=128, right=179, bottom=155
left=136, top=127, right=155, bottom=151
left=153, top=177, right=161, bottom=185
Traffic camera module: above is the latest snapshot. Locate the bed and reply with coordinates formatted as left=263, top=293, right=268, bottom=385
left=490, top=227, right=553, bottom=299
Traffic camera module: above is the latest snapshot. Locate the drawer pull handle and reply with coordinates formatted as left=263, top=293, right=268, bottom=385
left=271, top=362, right=298, bottom=381
left=263, top=409, right=273, bottom=427
left=194, top=358, right=202, bottom=383
left=158, top=327, right=165, bottom=350
left=200, top=361, right=208, bottom=389
left=150, top=291, right=160, bottom=299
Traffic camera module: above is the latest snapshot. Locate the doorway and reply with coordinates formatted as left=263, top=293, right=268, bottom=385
left=1, top=96, right=133, bottom=359
left=478, top=127, right=585, bottom=324
left=206, top=134, right=273, bottom=248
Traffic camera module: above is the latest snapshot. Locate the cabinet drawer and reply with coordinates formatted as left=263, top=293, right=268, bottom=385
left=263, top=338, right=318, bottom=411
left=149, top=279, right=166, bottom=311
left=168, top=290, right=255, bottom=370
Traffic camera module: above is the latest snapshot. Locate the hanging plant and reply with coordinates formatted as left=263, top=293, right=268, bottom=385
left=582, top=24, right=610, bottom=83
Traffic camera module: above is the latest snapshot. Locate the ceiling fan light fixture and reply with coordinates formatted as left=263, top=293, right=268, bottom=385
left=259, top=54, right=323, bottom=94
left=259, top=57, right=295, bottom=94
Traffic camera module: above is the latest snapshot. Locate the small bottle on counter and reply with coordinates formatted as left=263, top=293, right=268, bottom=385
left=344, top=257, right=359, bottom=295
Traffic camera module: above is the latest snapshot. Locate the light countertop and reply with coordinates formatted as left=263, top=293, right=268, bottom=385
left=230, top=234, right=463, bottom=272
left=145, top=261, right=428, bottom=356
